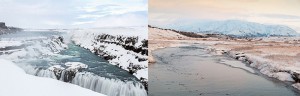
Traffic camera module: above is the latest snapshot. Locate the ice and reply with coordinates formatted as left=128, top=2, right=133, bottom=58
left=48, top=65, right=65, bottom=71
left=0, top=41, right=23, bottom=48
left=273, top=72, right=294, bottom=82
left=22, top=66, right=147, bottom=96
left=292, top=83, right=300, bottom=90
left=219, top=59, right=256, bottom=73
left=65, top=62, right=88, bottom=69
left=0, top=59, right=106, bottom=96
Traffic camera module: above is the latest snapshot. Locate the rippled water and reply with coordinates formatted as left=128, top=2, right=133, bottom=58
left=149, top=45, right=300, bottom=96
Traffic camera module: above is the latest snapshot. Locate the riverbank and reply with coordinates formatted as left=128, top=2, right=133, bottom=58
left=149, top=27, right=300, bottom=91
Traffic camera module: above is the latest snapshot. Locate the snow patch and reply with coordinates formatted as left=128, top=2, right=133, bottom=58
left=0, top=41, right=23, bottom=48
left=219, top=59, right=256, bottom=73
left=0, top=59, right=105, bottom=96
left=65, top=62, right=88, bottom=70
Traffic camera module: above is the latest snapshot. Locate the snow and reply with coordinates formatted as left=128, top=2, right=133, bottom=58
left=0, top=35, right=68, bottom=62
left=219, top=59, right=256, bottom=73
left=48, top=65, right=65, bottom=71
left=225, top=51, right=296, bottom=82
left=0, top=59, right=106, bottom=96
left=206, top=47, right=300, bottom=83
left=292, top=83, right=300, bottom=90
left=71, top=27, right=148, bottom=81
left=0, top=30, right=147, bottom=95
left=150, top=23, right=300, bottom=91
left=165, top=20, right=298, bottom=37
left=134, top=68, right=148, bottom=81
left=65, top=62, right=88, bottom=69
left=0, top=41, right=23, bottom=48
left=273, top=72, right=294, bottom=82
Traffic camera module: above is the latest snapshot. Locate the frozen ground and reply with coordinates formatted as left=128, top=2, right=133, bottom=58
left=0, top=59, right=105, bottom=96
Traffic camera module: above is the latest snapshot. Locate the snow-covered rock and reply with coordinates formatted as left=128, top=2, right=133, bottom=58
left=70, top=27, right=148, bottom=86
left=65, top=62, right=88, bottom=70
left=0, top=35, right=68, bottom=61
left=209, top=48, right=300, bottom=89
left=219, top=59, right=256, bottom=73
left=0, top=59, right=106, bottom=96
left=292, top=83, right=300, bottom=90
left=165, top=20, right=299, bottom=37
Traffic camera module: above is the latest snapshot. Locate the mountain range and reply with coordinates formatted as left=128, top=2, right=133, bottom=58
left=164, top=20, right=298, bottom=37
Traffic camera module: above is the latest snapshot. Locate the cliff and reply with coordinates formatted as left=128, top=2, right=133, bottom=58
left=0, top=22, right=22, bottom=35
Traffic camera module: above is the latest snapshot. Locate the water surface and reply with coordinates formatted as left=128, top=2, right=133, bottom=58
left=149, top=45, right=300, bottom=96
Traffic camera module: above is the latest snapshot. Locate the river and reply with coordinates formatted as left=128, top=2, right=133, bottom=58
left=149, top=45, right=300, bottom=96
left=0, top=31, right=147, bottom=96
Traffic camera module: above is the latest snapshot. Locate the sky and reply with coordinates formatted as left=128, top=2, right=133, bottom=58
left=0, top=0, right=147, bottom=29
left=149, top=0, right=300, bottom=32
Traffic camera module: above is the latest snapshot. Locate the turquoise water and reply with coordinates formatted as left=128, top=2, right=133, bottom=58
left=0, top=31, right=138, bottom=81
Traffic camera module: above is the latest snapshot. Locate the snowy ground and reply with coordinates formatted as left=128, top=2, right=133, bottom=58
left=0, top=59, right=105, bottom=96
left=149, top=27, right=300, bottom=91
left=71, top=27, right=148, bottom=82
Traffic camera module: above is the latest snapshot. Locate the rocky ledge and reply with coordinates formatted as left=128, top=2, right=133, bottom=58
left=0, top=22, right=22, bottom=35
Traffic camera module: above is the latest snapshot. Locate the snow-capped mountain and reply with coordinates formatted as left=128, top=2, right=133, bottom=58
left=165, top=20, right=299, bottom=37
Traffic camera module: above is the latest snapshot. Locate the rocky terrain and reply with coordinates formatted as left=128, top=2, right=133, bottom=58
left=71, top=27, right=148, bottom=89
left=0, top=22, right=22, bottom=34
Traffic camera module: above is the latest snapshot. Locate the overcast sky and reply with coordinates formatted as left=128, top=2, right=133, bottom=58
left=149, top=0, right=300, bottom=32
left=0, top=0, right=147, bottom=29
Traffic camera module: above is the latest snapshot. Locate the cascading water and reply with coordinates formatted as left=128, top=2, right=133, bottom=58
left=22, top=66, right=147, bottom=96
left=72, top=72, right=147, bottom=96
left=0, top=31, right=147, bottom=96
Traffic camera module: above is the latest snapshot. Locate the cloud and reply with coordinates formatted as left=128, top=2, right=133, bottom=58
left=0, top=0, right=147, bottom=29
left=73, top=0, right=148, bottom=28
left=93, top=12, right=147, bottom=27
left=260, top=14, right=300, bottom=19
left=75, top=0, right=147, bottom=18
left=150, top=0, right=300, bottom=32
left=72, top=21, right=95, bottom=25
left=77, top=14, right=107, bottom=19
left=73, top=11, right=147, bottom=27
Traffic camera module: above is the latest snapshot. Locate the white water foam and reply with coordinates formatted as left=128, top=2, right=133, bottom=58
left=22, top=66, right=147, bottom=96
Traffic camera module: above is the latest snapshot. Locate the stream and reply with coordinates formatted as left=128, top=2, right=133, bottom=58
left=149, top=45, right=300, bottom=96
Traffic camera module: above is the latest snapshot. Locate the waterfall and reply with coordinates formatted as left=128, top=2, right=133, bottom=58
left=22, top=66, right=147, bottom=96
left=72, top=72, right=147, bottom=96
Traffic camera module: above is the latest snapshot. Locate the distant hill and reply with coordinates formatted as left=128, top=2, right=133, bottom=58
left=0, top=22, right=22, bottom=35
left=164, top=20, right=299, bottom=37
